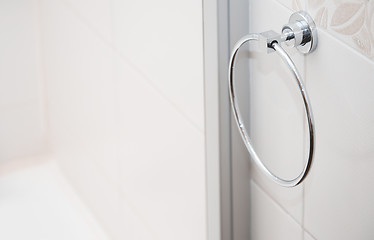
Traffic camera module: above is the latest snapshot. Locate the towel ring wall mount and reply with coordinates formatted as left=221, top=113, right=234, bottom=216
left=228, top=11, right=317, bottom=187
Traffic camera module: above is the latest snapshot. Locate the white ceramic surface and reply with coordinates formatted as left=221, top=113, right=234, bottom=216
left=40, top=0, right=119, bottom=183
left=111, top=0, right=205, bottom=131
left=60, top=0, right=113, bottom=43
left=0, top=0, right=46, bottom=161
left=0, top=159, right=109, bottom=240
left=250, top=181, right=303, bottom=240
left=38, top=0, right=207, bottom=239
left=304, top=30, right=374, bottom=240
left=304, top=231, right=317, bottom=240
left=115, top=56, right=206, bottom=240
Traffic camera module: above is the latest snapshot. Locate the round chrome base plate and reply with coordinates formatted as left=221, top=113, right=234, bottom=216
left=289, top=11, right=318, bottom=54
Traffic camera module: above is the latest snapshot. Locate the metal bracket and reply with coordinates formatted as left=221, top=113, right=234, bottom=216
left=260, top=11, right=318, bottom=54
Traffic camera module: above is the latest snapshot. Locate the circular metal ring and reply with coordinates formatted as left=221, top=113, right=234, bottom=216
left=228, top=34, right=315, bottom=187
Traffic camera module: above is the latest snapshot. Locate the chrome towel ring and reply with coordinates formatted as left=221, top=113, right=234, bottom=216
left=228, top=11, right=317, bottom=187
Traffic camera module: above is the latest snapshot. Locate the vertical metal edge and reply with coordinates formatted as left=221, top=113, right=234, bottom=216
left=202, top=0, right=232, bottom=239
left=229, top=0, right=252, bottom=239
left=218, top=0, right=233, bottom=239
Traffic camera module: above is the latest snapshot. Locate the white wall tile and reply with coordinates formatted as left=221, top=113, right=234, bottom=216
left=248, top=0, right=306, bottom=223
left=120, top=198, right=157, bottom=240
left=0, top=102, right=46, bottom=161
left=250, top=181, right=303, bottom=240
left=39, top=0, right=207, bottom=239
left=60, top=0, right=113, bottom=43
left=111, top=0, right=205, bottom=131
left=307, top=0, right=374, bottom=60
left=39, top=1, right=125, bottom=238
left=0, top=0, right=46, bottom=162
left=58, top=155, right=123, bottom=240
left=114, top=56, right=206, bottom=240
left=0, top=0, right=42, bottom=106
left=0, top=160, right=110, bottom=240
left=304, top=30, right=374, bottom=240
left=39, top=0, right=119, bottom=184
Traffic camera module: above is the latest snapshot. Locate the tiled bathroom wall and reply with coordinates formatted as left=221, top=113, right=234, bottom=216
left=308, top=0, right=374, bottom=59
left=0, top=0, right=47, bottom=162
left=248, top=0, right=374, bottom=239
left=3, top=0, right=372, bottom=239
left=282, top=0, right=374, bottom=60
left=37, top=0, right=206, bottom=239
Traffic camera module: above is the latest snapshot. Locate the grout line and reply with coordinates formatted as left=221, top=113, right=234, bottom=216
left=271, top=0, right=295, bottom=15
left=56, top=0, right=204, bottom=135
left=301, top=44, right=307, bottom=240
left=107, top=1, right=125, bottom=237
left=272, top=0, right=297, bottom=12
left=0, top=154, right=51, bottom=176
left=252, top=179, right=317, bottom=240
left=47, top=161, right=111, bottom=240
left=105, top=6, right=126, bottom=240
left=34, top=0, right=51, bottom=154
left=251, top=180, right=304, bottom=229
left=301, top=183, right=305, bottom=240
left=251, top=177, right=303, bottom=227
left=304, top=228, right=318, bottom=240
left=38, top=2, right=203, bottom=237
left=56, top=152, right=160, bottom=240
left=115, top=53, right=205, bottom=134
left=317, top=27, right=374, bottom=66
left=302, top=44, right=307, bottom=228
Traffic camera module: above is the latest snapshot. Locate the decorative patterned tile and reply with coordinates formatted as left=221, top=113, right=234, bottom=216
left=308, top=0, right=374, bottom=60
